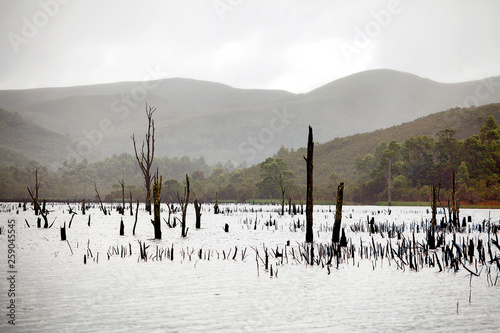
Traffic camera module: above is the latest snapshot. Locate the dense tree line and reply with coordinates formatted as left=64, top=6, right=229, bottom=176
left=1, top=117, right=499, bottom=206
left=351, top=116, right=500, bottom=204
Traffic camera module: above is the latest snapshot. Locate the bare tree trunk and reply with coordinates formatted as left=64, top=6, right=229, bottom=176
left=431, top=185, right=437, bottom=226
left=94, top=182, right=107, bottom=215
left=332, top=182, right=344, bottom=243
left=32, top=169, right=41, bottom=215
left=194, top=193, right=202, bottom=229
left=178, top=174, right=190, bottom=237
left=132, top=104, right=156, bottom=214
left=27, top=186, right=48, bottom=227
left=304, top=126, right=314, bottom=243
left=119, top=179, right=125, bottom=215
left=152, top=172, right=162, bottom=240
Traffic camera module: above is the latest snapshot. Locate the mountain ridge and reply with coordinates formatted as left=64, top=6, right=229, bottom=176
left=1, top=69, right=500, bottom=167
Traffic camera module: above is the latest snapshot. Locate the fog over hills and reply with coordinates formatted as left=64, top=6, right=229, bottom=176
left=1, top=69, right=499, bottom=168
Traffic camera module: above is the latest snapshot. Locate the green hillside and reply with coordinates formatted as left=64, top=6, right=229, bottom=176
left=278, top=104, right=500, bottom=186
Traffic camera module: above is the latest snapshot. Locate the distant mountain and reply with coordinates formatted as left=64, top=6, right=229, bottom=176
left=1, top=69, right=500, bottom=167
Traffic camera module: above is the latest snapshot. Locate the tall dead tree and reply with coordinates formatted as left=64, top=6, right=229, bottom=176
left=27, top=186, right=48, bottom=227
left=177, top=174, right=190, bottom=237
left=431, top=185, right=437, bottom=226
left=132, top=104, right=156, bottom=214
left=151, top=172, right=162, bottom=240
left=30, top=169, right=41, bottom=215
left=304, top=126, right=314, bottom=243
left=194, top=193, right=202, bottom=229
left=332, top=182, right=344, bottom=243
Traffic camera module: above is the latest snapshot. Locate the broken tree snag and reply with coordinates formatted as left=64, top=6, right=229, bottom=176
left=152, top=172, right=162, bottom=240
left=120, top=218, right=125, bottom=236
left=131, top=104, right=156, bottom=214
left=60, top=222, right=67, bottom=241
left=82, top=199, right=86, bottom=215
left=332, top=182, right=344, bottom=244
left=214, top=192, right=220, bottom=214
left=94, top=182, right=107, bottom=215
left=431, top=185, right=437, bottom=227
left=27, top=186, right=48, bottom=227
left=194, top=193, right=202, bottom=229
left=304, top=125, right=314, bottom=243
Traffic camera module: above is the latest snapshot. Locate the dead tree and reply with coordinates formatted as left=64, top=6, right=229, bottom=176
left=132, top=104, right=156, bottom=214
left=177, top=174, right=190, bottom=237
left=332, top=182, right=344, bottom=244
left=304, top=126, right=314, bottom=243
left=27, top=186, right=48, bottom=227
left=151, top=172, right=162, bottom=240
left=94, top=182, right=107, bottom=215
left=118, top=179, right=125, bottom=215
left=194, top=193, right=202, bottom=229
left=274, top=172, right=286, bottom=216
left=431, top=185, right=437, bottom=226
left=30, top=169, right=41, bottom=215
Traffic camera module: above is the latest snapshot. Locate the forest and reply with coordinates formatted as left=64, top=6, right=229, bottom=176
left=0, top=112, right=499, bottom=206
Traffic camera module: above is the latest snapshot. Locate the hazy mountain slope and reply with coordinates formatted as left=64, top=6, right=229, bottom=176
left=0, top=108, right=81, bottom=167
left=1, top=70, right=500, bottom=166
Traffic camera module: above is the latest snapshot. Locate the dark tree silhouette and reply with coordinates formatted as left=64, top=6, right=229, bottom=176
left=132, top=104, right=156, bottom=214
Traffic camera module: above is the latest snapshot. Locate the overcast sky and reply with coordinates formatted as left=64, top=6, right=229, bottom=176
left=1, top=0, right=499, bottom=93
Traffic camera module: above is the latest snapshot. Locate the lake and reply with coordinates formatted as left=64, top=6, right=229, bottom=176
left=0, top=203, right=499, bottom=332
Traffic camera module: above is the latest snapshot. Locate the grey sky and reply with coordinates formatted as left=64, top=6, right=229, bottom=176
left=1, top=0, right=499, bottom=93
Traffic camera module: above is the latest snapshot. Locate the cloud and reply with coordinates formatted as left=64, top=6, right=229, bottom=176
left=0, top=0, right=499, bottom=91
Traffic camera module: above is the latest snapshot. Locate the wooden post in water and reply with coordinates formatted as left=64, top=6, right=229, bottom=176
left=332, top=182, right=344, bottom=244
left=304, top=126, right=314, bottom=243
